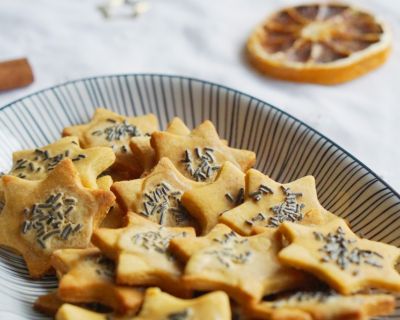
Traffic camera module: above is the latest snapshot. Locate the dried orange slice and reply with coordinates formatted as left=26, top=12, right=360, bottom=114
left=247, top=3, right=391, bottom=84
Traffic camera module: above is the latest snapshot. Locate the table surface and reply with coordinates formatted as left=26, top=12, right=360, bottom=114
left=0, top=0, right=399, bottom=191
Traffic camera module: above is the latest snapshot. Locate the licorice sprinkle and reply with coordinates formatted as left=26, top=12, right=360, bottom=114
left=267, top=186, right=304, bottom=227
left=91, top=120, right=142, bottom=141
left=181, top=147, right=220, bottom=181
left=21, top=193, right=80, bottom=249
left=314, top=226, right=383, bottom=272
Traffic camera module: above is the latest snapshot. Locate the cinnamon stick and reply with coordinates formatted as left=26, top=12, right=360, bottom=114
left=0, top=58, right=34, bottom=91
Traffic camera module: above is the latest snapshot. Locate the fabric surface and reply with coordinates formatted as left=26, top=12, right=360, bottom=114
left=0, top=0, right=399, bottom=191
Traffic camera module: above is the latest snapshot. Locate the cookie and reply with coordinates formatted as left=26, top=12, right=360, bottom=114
left=181, top=161, right=245, bottom=234
left=247, top=291, right=395, bottom=320
left=95, top=174, right=126, bottom=229
left=170, top=223, right=313, bottom=304
left=129, top=117, right=192, bottom=177
left=52, top=248, right=144, bottom=315
left=151, top=120, right=256, bottom=182
left=8, top=136, right=115, bottom=188
left=55, top=304, right=105, bottom=320
left=130, top=136, right=156, bottom=177
left=95, top=175, right=113, bottom=190
left=0, top=184, right=4, bottom=215
left=34, top=291, right=65, bottom=316
left=91, top=213, right=195, bottom=297
left=134, top=287, right=231, bottom=320
left=278, top=218, right=400, bottom=294
left=0, top=159, right=115, bottom=278
left=100, top=205, right=126, bottom=229
left=112, top=158, right=202, bottom=228
left=55, top=288, right=231, bottom=320
left=63, top=108, right=158, bottom=179
left=219, top=169, right=332, bottom=235
left=165, top=117, right=191, bottom=135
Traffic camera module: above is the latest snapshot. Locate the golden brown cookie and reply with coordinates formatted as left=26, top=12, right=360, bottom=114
left=92, top=213, right=195, bottom=297
left=170, top=223, right=313, bottom=304
left=55, top=288, right=231, bottom=320
left=129, top=117, right=192, bottom=177
left=96, top=175, right=113, bottom=190
left=0, top=159, right=115, bottom=278
left=63, top=108, right=158, bottom=179
left=0, top=184, right=4, bottom=215
left=181, top=161, right=245, bottom=235
left=95, top=174, right=126, bottom=229
left=278, top=218, right=400, bottom=294
left=133, top=287, right=231, bottom=320
left=34, top=291, right=65, bottom=316
left=165, top=117, right=191, bottom=135
left=247, top=291, right=395, bottom=320
left=52, top=248, right=144, bottom=315
left=112, top=158, right=202, bottom=228
left=151, top=120, right=256, bottom=182
left=55, top=304, right=106, bottom=320
left=129, top=136, right=156, bottom=177
left=219, top=169, right=333, bottom=235
left=100, top=205, right=126, bottom=229
left=8, top=136, right=115, bottom=188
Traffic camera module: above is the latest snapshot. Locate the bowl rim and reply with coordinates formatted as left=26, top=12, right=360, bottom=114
left=1, top=73, right=398, bottom=201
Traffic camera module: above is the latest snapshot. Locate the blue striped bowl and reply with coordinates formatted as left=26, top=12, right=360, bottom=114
left=0, top=74, right=399, bottom=319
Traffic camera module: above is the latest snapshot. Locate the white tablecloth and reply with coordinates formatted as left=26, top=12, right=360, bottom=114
left=0, top=0, right=399, bottom=191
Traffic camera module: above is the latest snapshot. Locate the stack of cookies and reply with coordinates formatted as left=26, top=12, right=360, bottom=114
left=0, top=108, right=398, bottom=320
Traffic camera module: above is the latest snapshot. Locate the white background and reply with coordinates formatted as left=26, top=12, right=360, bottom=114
left=0, top=0, right=399, bottom=191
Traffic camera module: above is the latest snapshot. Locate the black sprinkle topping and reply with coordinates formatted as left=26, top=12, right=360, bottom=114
left=91, top=120, right=142, bottom=141
left=267, top=186, right=305, bottom=227
left=225, top=188, right=245, bottom=206
left=208, top=231, right=251, bottom=268
left=245, top=212, right=266, bottom=226
left=315, top=226, right=384, bottom=271
left=131, top=228, right=187, bottom=260
left=271, top=290, right=337, bottom=308
left=140, top=182, right=190, bottom=226
left=181, top=147, right=220, bottom=181
left=21, top=193, right=80, bottom=248
left=11, top=145, right=86, bottom=177
left=167, top=308, right=192, bottom=320
left=250, top=184, right=274, bottom=201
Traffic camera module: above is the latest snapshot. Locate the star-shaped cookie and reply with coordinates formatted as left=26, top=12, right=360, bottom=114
left=151, top=120, right=256, bottom=182
left=219, top=169, right=333, bottom=235
left=169, top=223, right=313, bottom=304
left=63, top=108, right=159, bottom=179
left=112, top=158, right=203, bottom=229
left=52, top=248, right=144, bottom=315
left=181, top=161, right=245, bottom=235
left=278, top=218, right=400, bottom=294
left=8, top=136, right=115, bottom=189
left=0, top=159, right=115, bottom=278
left=91, top=213, right=195, bottom=297
left=55, top=288, right=231, bottom=320
left=129, top=117, right=193, bottom=177
left=247, top=291, right=395, bottom=320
